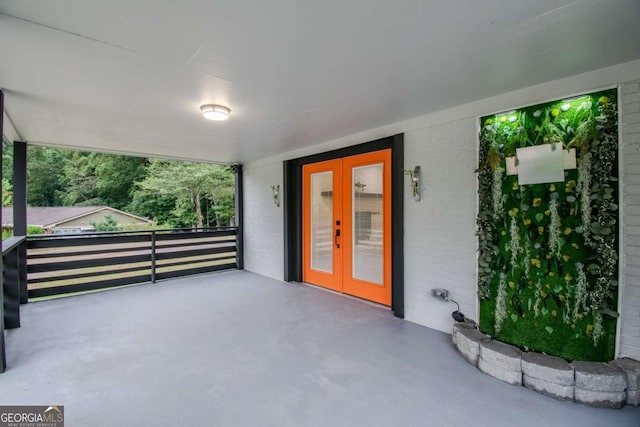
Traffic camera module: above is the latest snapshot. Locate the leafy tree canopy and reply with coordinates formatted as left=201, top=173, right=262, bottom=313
left=1, top=144, right=235, bottom=228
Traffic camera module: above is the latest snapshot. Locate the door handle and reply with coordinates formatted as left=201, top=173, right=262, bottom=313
left=335, top=228, right=341, bottom=248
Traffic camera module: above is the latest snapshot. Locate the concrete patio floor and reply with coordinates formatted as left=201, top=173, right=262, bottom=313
left=1, top=270, right=638, bottom=426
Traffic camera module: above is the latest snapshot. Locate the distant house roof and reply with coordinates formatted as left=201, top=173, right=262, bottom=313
left=2, top=206, right=153, bottom=228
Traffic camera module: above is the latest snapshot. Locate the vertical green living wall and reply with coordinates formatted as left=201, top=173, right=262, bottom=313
left=477, top=89, right=619, bottom=361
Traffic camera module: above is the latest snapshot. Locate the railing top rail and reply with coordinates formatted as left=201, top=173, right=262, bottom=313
left=26, top=226, right=238, bottom=240
left=2, top=235, right=26, bottom=255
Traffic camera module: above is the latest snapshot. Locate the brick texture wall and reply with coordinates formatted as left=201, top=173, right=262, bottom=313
left=403, top=118, right=479, bottom=332
left=620, top=80, right=640, bottom=359
left=243, top=161, right=284, bottom=281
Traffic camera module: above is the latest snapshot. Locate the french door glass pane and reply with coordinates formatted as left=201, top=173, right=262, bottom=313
left=352, top=163, right=383, bottom=284
left=310, top=171, right=333, bottom=273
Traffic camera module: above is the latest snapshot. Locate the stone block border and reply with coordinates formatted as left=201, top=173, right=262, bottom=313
left=452, top=321, right=640, bottom=408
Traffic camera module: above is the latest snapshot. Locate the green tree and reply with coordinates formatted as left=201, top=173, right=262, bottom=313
left=60, top=151, right=100, bottom=206
left=95, top=155, right=147, bottom=210
left=207, top=166, right=235, bottom=226
left=30, top=148, right=147, bottom=209
left=2, top=177, right=13, bottom=207
left=27, top=146, right=66, bottom=206
left=91, top=214, right=122, bottom=231
left=127, top=185, right=181, bottom=227
left=2, top=141, right=13, bottom=182
left=134, top=160, right=234, bottom=228
left=10, top=145, right=233, bottom=229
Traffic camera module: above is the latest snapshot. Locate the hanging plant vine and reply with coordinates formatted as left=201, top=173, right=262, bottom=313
left=573, top=262, right=588, bottom=323
left=548, top=198, right=562, bottom=259
left=509, top=216, right=521, bottom=267
left=495, top=273, right=508, bottom=335
left=577, top=152, right=592, bottom=243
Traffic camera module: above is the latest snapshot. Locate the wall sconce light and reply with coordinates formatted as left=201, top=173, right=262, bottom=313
left=271, top=185, right=280, bottom=207
left=403, top=166, right=421, bottom=202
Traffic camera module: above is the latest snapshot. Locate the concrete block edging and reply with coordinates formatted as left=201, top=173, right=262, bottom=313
left=452, top=322, right=640, bottom=408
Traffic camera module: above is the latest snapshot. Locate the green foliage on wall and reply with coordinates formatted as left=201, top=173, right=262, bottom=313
left=477, top=89, right=618, bottom=362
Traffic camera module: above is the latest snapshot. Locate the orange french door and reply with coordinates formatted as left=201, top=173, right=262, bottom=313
left=302, top=149, right=392, bottom=306
left=302, top=159, right=343, bottom=292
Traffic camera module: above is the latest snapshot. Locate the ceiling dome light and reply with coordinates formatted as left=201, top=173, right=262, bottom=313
left=200, top=104, right=231, bottom=121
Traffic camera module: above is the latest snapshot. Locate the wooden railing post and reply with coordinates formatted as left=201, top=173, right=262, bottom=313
left=231, top=164, right=244, bottom=270
left=151, top=230, right=157, bottom=283
left=13, top=141, right=28, bottom=305
left=19, top=240, right=28, bottom=304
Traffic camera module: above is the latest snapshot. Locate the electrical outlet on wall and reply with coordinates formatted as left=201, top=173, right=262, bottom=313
left=431, top=288, right=449, bottom=299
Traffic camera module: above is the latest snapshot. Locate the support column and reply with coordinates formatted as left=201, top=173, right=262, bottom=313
left=231, top=164, right=244, bottom=270
left=1, top=89, right=6, bottom=372
left=13, top=141, right=27, bottom=304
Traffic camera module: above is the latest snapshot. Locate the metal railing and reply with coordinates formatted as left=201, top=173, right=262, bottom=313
left=26, top=227, right=239, bottom=298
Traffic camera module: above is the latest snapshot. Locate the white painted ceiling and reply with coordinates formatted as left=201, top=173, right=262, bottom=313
left=1, top=0, right=639, bottom=163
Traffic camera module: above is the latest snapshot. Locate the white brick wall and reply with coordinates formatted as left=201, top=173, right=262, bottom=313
left=243, top=60, right=640, bottom=358
left=620, top=80, right=640, bottom=359
left=403, top=119, right=478, bottom=331
left=243, top=160, right=284, bottom=281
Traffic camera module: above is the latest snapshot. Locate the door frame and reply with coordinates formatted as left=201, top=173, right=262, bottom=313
left=283, top=134, right=404, bottom=318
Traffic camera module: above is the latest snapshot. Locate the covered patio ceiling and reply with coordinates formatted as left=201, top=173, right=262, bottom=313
left=1, top=1, right=639, bottom=164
